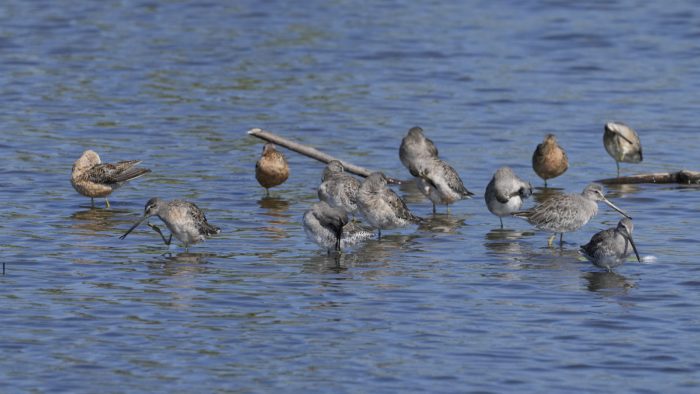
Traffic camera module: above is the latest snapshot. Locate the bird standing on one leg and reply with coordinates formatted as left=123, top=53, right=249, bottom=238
left=71, top=150, right=151, bottom=208
left=603, top=122, right=642, bottom=177
left=255, top=143, right=289, bottom=195
left=485, top=166, right=533, bottom=228
left=532, top=134, right=568, bottom=188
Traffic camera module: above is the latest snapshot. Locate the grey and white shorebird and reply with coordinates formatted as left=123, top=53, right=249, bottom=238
left=580, top=218, right=641, bottom=272
left=358, top=172, right=422, bottom=239
left=399, top=126, right=439, bottom=177
left=303, top=201, right=374, bottom=253
left=484, top=166, right=533, bottom=228
left=604, top=122, right=643, bottom=177
left=71, top=150, right=151, bottom=208
left=120, top=198, right=220, bottom=251
left=399, top=126, right=473, bottom=213
left=317, top=160, right=361, bottom=217
left=513, top=183, right=631, bottom=247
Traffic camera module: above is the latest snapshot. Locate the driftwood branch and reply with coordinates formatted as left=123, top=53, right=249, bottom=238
left=596, top=170, right=700, bottom=185
left=247, top=128, right=405, bottom=184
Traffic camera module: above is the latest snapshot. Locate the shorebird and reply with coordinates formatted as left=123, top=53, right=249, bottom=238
left=484, top=166, right=533, bottom=228
left=513, top=183, right=631, bottom=247
left=399, top=126, right=439, bottom=177
left=303, top=201, right=374, bottom=253
left=317, top=160, right=361, bottom=217
left=604, top=122, right=643, bottom=177
left=358, top=172, right=422, bottom=239
left=255, top=143, right=289, bottom=195
left=120, top=198, right=220, bottom=250
left=415, top=158, right=474, bottom=213
left=532, top=134, right=568, bottom=187
left=71, top=150, right=151, bottom=208
left=581, top=218, right=641, bottom=272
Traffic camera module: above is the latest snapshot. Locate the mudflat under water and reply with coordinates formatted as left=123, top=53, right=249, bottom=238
left=2, top=1, right=700, bottom=392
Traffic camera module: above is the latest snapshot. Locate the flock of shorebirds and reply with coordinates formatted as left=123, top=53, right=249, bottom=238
left=70, top=122, right=643, bottom=272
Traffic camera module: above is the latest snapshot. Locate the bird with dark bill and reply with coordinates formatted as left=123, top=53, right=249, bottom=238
left=604, top=122, right=643, bottom=177
left=358, top=172, right=422, bottom=239
left=513, top=183, right=631, bottom=247
left=303, top=201, right=374, bottom=253
left=255, top=143, right=289, bottom=195
left=532, top=134, right=568, bottom=187
left=120, top=198, right=220, bottom=251
left=581, top=218, right=641, bottom=272
left=485, top=166, right=533, bottom=228
left=71, top=150, right=151, bottom=208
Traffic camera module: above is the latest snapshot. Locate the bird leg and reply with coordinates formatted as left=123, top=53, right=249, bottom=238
left=91, top=198, right=95, bottom=208
left=559, top=233, right=564, bottom=247
left=547, top=234, right=556, bottom=247
left=432, top=203, right=436, bottom=214
left=544, top=179, right=548, bottom=188
left=378, top=229, right=382, bottom=240
left=499, top=217, right=504, bottom=229
left=147, top=222, right=172, bottom=245
left=105, top=198, right=111, bottom=208
left=616, top=161, right=620, bottom=178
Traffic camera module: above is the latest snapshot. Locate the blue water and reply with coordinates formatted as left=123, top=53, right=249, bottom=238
left=2, top=0, right=700, bottom=392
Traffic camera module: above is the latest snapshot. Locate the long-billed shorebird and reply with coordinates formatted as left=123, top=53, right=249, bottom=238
left=580, top=218, right=641, bottom=272
left=415, top=158, right=474, bottom=213
left=358, top=172, right=422, bottom=239
left=485, top=166, right=533, bottom=228
left=399, top=126, right=439, bottom=177
left=71, top=150, right=151, bottom=208
left=120, top=198, right=220, bottom=250
left=303, top=201, right=374, bottom=253
left=604, top=122, right=643, bottom=177
left=255, top=143, right=289, bottom=195
left=513, top=183, right=631, bottom=247
left=532, top=134, right=568, bottom=187
left=318, top=160, right=361, bottom=217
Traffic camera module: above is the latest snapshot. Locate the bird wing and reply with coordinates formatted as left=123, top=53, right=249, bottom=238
left=89, top=160, right=151, bottom=184
left=383, top=188, right=422, bottom=223
left=184, top=201, right=220, bottom=236
left=435, top=160, right=474, bottom=197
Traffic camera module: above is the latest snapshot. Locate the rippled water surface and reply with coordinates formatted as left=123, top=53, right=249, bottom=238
left=2, top=1, right=700, bottom=392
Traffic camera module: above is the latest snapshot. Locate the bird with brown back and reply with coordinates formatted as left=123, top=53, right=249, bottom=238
left=532, top=134, right=568, bottom=187
left=255, top=143, right=289, bottom=195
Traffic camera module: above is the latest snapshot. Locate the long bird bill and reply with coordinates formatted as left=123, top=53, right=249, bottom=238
left=602, top=198, right=632, bottom=219
left=625, top=233, right=642, bottom=263
left=119, top=215, right=148, bottom=239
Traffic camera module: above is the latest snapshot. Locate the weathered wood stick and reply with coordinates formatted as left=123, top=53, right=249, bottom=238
left=247, top=128, right=405, bottom=184
left=596, top=170, right=700, bottom=185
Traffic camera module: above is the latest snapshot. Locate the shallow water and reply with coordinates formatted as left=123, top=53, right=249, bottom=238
left=2, top=0, right=700, bottom=392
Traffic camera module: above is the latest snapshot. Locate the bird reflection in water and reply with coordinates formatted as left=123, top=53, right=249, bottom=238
left=70, top=208, right=129, bottom=234
left=148, top=252, right=214, bottom=276
left=531, top=186, right=564, bottom=205
left=257, top=196, right=291, bottom=239
left=484, top=228, right=534, bottom=255
left=417, top=214, right=466, bottom=234
left=584, top=271, right=635, bottom=294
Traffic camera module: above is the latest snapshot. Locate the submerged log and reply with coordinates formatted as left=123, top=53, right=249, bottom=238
left=596, top=170, right=700, bottom=185
left=247, top=128, right=405, bottom=184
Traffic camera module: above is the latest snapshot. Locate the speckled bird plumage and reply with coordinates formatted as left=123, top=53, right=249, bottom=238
left=71, top=150, right=151, bottom=207
left=399, top=126, right=439, bottom=177
left=318, top=160, right=361, bottom=216
left=120, top=198, right=220, bottom=250
left=358, top=172, right=422, bottom=237
left=415, top=158, right=474, bottom=211
left=513, top=183, right=631, bottom=246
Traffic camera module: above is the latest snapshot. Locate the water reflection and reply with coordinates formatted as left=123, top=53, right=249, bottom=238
left=69, top=208, right=129, bottom=234
left=147, top=252, right=214, bottom=276
left=604, top=183, right=642, bottom=198
left=583, top=271, right=635, bottom=294
left=257, top=196, right=291, bottom=239
left=418, top=214, right=466, bottom=234
left=484, top=228, right=534, bottom=255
